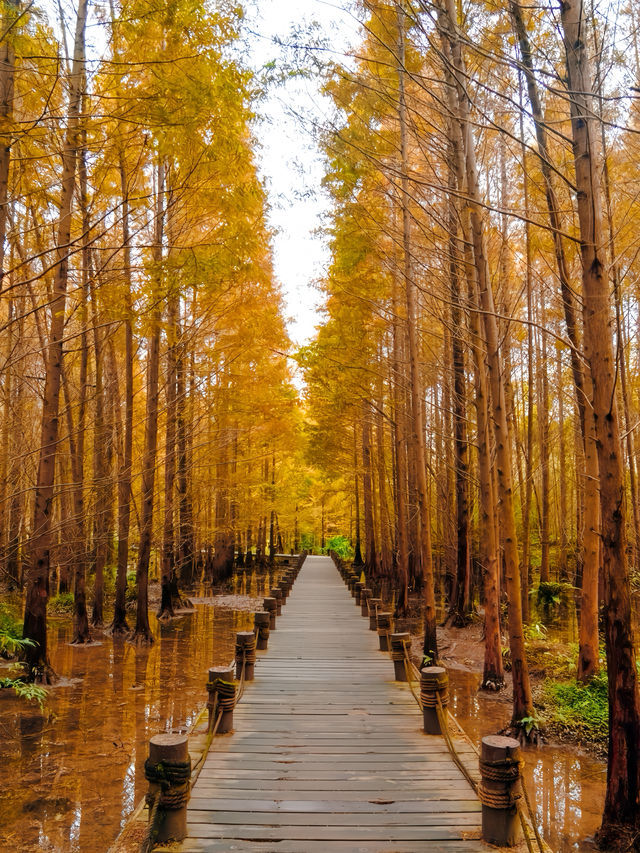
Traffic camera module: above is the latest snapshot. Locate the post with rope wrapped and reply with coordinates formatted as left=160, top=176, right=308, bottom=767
left=264, top=596, right=277, bottom=630
left=479, top=735, right=522, bottom=846
left=143, top=733, right=191, bottom=846
left=270, top=587, right=283, bottom=615
left=368, top=598, right=382, bottom=630
left=254, top=610, right=270, bottom=650
left=376, top=612, right=392, bottom=650
left=360, top=588, right=372, bottom=617
left=389, top=632, right=411, bottom=681
left=207, top=665, right=236, bottom=734
left=235, top=631, right=257, bottom=681
left=420, top=666, right=449, bottom=734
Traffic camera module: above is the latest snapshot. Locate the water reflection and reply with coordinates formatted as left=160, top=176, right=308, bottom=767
left=447, top=669, right=605, bottom=852
left=0, top=603, right=252, bottom=852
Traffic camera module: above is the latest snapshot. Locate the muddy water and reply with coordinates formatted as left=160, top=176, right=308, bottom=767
left=448, top=669, right=604, bottom=852
left=0, top=568, right=283, bottom=852
left=0, top=568, right=609, bottom=852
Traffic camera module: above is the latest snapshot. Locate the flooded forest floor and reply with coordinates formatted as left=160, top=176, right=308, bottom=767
left=0, top=567, right=608, bottom=853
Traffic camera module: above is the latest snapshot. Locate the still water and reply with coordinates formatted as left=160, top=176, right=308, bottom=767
left=0, top=569, right=607, bottom=852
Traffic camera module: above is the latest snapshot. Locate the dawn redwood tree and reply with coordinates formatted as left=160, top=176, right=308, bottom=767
left=559, top=0, right=640, bottom=843
left=23, top=0, right=88, bottom=679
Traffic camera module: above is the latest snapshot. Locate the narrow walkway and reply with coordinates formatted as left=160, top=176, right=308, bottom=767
left=161, top=555, right=490, bottom=852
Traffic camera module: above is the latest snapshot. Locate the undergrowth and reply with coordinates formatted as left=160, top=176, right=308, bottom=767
left=541, top=670, right=608, bottom=747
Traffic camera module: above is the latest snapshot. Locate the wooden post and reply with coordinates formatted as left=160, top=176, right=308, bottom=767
left=354, top=581, right=364, bottom=604
left=376, top=612, right=392, bottom=651
left=264, top=596, right=277, bottom=630
left=207, top=665, right=235, bottom=734
left=479, top=735, right=522, bottom=846
left=420, top=666, right=449, bottom=734
left=368, top=598, right=382, bottom=629
left=390, top=632, right=411, bottom=681
left=144, top=733, right=190, bottom=842
left=360, top=588, right=372, bottom=617
left=270, top=587, right=283, bottom=614
left=235, top=631, right=257, bottom=681
left=254, top=611, right=270, bottom=650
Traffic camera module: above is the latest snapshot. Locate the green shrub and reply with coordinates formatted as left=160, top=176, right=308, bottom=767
left=326, top=535, right=353, bottom=560
left=0, top=607, right=48, bottom=708
left=536, top=581, right=573, bottom=609
left=543, top=670, right=608, bottom=744
left=49, top=592, right=75, bottom=614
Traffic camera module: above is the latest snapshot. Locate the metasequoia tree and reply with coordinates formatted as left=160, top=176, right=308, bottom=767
left=22, top=0, right=88, bottom=678
left=559, top=0, right=640, bottom=842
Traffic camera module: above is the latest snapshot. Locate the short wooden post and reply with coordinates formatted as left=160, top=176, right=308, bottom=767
left=270, top=587, right=283, bottom=615
left=376, top=612, right=392, bottom=651
left=389, top=632, right=411, bottom=681
left=144, top=733, right=191, bottom=842
left=420, top=666, right=449, bottom=734
left=479, top=735, right=522, bottom=847
left=254, top=611, right=270, bottom=650
left=354, top=581, right=364, bottom=604
left=264, top=596, right=277, bottom=630
left=360, top=588, right=372, bottom=617
left=207, top=665, right=235, bottom=734
left=368, top=598, right=382, bottom=630
left=235, top=631, right=257, bottom=681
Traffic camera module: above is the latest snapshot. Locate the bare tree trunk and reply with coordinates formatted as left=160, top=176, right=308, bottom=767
left=159, top=287, right=178, bottom=619
left=510, top=0, right=600, bottom=678
left=560, top=3, right=640, bottom=840
left=447, top=169, right=471, bottom=626
left=23, top=0, right=87, bottom=678
left=439, top=0, right=532, bottom=726
left=397, top=6, right=436, bottom=660
left=362, top=401, right=378, bottom=577
left=353, top=426, right=364, bottom=566
left=132, top=160, right=165, bottom=645
left=112, top=154, right=134, bottom=634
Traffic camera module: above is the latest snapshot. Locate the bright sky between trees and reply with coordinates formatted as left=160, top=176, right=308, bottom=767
left=244, top=0, right=358, bottom=346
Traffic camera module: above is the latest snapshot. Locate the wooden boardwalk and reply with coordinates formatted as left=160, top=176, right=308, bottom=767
left=160, top=555, right=491, bottom=852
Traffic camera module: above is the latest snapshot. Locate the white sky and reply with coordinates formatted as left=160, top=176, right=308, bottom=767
left=242, top=0, right=359, bottom=347
left=47, top=0, right=359, bottom=348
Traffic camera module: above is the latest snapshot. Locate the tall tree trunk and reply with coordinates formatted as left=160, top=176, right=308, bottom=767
left=362, top=401, right=378, bottom=576
left=560, top=2, right=640, bottom=841
left=397, top=6, right=436, bottom=660
left=23, top=0, right=87, bottom=678
left=159, top=286, right=178, bottom=619
left=132, top=160, right=165, bottom=644
left=448, top=168, right=471, bottom=626
left=112, top=154, right=134, bottom=634
left=353, top=427, right=364, bottom=566
left=439, top=0, right=532, bottom=726
left=510, top=0, right=600, bottom=679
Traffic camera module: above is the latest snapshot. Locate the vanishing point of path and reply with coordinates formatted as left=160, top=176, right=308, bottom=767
left=158, top=555, right=492, bottom=852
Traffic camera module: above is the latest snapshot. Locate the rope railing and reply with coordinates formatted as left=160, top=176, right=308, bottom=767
left=330, top=557, right=545, bottom=853
left=136, top=559, right=305, bottom=853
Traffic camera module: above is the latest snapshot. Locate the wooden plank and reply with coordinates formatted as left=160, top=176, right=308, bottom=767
left=171, top=555, right=489, bottom=852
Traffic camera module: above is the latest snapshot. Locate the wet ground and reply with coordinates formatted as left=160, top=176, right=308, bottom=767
left=0, top=569, right=608, bottom=852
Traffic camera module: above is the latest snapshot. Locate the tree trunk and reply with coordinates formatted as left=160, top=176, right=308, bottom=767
left=560, top=2, right=640, bottom=840
left=132, top=160, right=165, bottom=645
left=397, top=6, right=436, bottom=661
left=362, top=400, right=378, bottom=576
left=23, top=0, right=87, bottom=679
left=112, top=154, right=134, bottom=634
left=439, top=0, right=532, bottom=726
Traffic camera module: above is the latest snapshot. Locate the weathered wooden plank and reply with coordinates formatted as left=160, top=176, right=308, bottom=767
left=171, top=556, right=489, bottom=852
left=158, top=840, right=487, bottom=853
left=188, top=797, right=481, bottom=813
